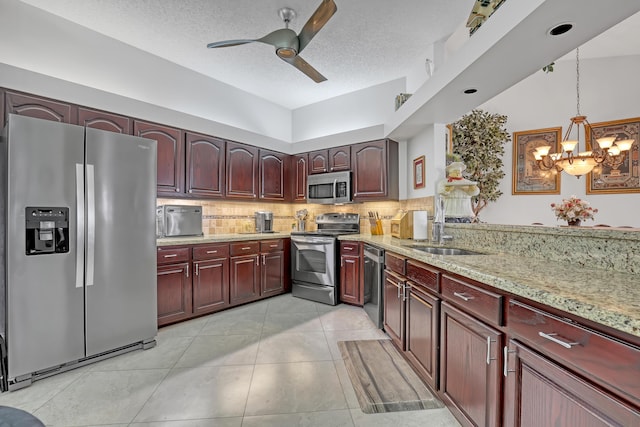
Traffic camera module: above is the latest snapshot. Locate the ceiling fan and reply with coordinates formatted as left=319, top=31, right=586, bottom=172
left=206, top=0, right=337, bottom=83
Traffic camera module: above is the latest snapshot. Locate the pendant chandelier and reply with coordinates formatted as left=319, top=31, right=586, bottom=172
left=534, top=48, right=634, bottom=178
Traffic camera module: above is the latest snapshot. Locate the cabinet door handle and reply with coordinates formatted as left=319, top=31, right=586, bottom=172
left=486, top=336, right=497, bottom=365
left=195, top=263, right=199, bottom=276
left=206, top=250, right=218, bottom=254
left=242, top=247, right=251, bottom=250
left=344, top=246, right=353, bottom=251
left=256, top=256, right=259, bottom=266
left=538, top=332, right=579, bottom=349
left=269, top=244, right=278, bottom=248
left=454, top=291, right=474, bottom=302
left=163, top=254, right=178, bottom=258
left=185, top=264, right=189, bottom=278
left=503, top=346, right=516, bottom=377
left=402, top=283, right=410, bottom=301
left=262, top=254, right=266, bottom=265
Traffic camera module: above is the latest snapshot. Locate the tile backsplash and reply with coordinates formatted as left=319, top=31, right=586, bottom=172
left=157, top=197, right=435, bottom=235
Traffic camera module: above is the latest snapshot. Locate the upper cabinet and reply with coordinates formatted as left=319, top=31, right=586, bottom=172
left=4, top=90, right=76, bottom=124
left=78, top=107, right=131, bottom=134
left=185, top=132, right=225, bottom=199
left=308, top=146, right=351, bottom=175
left=226, top=141, right=259, bottom=199
left=259, top=149, right=289, bottom=201
left=329, top=146, right=351, bottom=172
left=308, top=150, right=329, bottom=175
left=292, top=154, right=308, bottom=202
left=134, top=120, right=184, bottom=197
left=351, top=139, right=399, bottom=201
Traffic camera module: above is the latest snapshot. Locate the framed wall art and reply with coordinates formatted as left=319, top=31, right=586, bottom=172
left=586, top=117, right=640, bottom=194
left=512, top=127, right=562, bottom=195
left=413, top=155, right=425, bottom=189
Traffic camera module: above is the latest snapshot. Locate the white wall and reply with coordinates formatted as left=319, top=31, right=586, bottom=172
left=477, top=55, right=640, bottom=227
left=0, top=0, right=292, bottom=147
left=291, top=79, right=405, bottom=144
left=405, top=123, right=449, bottom=200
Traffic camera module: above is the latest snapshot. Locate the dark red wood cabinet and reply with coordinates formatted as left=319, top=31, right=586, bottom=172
left=260, top=239, right=286, bottom=297
left=185, top=132, right=225, bottom=198
left=134, top=120, right=184, bottom=197
left=503, top=340, right=640, bottom=427
left=405, top=285, right=440, bottom=390
left=308, top=149, right=330, bottom=174
left=78, top=107, right=131, bottom=134
left=229, top=241, right=261, bottom=304
left=192, top=244, right=229, bottom=315
left=292, top=154, right=308, bottom=202
left=440, top=301, right=503, bottom=427
left=259, top=149, right=288, bottom=201
left=339, top=241, right=362, bottom=305
left=351, top=139, right=399, bottom=201
left=226, top=141, right=259, bottom=199
left=156, top=247, right=192, bottom=327
left=4, top=90, right=76, bottom=124
left=329, top=146, right=351, bottom=172
left=384, top=269, right=406, bottom=350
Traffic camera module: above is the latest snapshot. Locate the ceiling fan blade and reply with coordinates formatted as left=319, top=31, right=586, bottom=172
left=297, top=0, right=337, bottom=53
left=280, top=55, right=327, bottom=83
left=206, top=39, right=256, bottom=49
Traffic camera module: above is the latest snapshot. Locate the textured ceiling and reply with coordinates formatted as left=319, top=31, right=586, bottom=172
left=17, top=0, right=476, bottom=109
left=16, top=1, right=640, bottom=110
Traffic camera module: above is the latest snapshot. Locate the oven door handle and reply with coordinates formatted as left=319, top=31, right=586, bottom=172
left=291, top=236, right=335, bottom=245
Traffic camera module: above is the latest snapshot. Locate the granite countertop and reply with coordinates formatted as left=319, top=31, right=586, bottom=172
left=342, top=235, right=640, bottom=340
left=157, top=232, right=291, bottom=247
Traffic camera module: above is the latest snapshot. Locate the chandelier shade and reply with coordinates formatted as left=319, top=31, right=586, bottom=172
left=534, top=49, right=634, bottom=178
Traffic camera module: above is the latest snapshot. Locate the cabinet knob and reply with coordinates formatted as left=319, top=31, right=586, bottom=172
left=175, top=188, right=180, bottom=192
left=189, top=189, right=193, bottom=193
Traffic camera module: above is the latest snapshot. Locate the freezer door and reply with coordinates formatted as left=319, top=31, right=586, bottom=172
left=84, top=127, right=157, bottom=356
left=5, top=115, right=86, bottom=379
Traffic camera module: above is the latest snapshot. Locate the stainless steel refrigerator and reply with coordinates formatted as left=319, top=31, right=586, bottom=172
left=0, top=114, right=158, bottom=391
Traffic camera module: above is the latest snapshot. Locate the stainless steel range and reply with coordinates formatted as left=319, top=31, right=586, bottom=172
left=291, top=213, right=360, bottom=305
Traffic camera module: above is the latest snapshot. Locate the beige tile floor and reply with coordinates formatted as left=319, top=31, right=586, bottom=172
left=0, top=294, right=461, bottom=427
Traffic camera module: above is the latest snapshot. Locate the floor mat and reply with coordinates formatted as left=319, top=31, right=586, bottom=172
left=338, top=339, right=443, bottom=414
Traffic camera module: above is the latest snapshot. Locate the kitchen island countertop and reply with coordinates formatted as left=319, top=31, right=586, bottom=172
left=342, top=234, right=640, bottom=340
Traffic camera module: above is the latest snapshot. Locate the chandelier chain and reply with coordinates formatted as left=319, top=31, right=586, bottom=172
left=575, top=47, right=580, bottom=115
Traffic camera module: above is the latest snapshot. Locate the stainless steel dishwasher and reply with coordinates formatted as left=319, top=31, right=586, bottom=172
left=363, top=244, right=385, bottom=328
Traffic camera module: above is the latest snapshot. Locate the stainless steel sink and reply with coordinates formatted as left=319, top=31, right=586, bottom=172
left=405, top=245, right=484, bottom=255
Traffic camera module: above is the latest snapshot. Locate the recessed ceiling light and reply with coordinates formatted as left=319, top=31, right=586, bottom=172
left=463, top=88, right=478, bottom=94
left=548, top=23, right=574, bottom=36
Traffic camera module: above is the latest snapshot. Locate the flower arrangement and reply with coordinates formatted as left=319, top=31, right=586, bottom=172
left=551, top=195, right=598, bottom=223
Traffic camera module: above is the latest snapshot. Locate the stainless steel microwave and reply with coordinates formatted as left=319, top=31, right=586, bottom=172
left=307, top=171, right=352, bottom=204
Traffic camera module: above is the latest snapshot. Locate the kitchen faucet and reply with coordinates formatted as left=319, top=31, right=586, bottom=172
left=432, top=195, right=453, bottom=245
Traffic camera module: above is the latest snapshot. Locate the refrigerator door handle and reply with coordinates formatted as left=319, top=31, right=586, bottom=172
left=86, top=164, right=96, bottom=287
left=75, top=164, right=85, bottom=288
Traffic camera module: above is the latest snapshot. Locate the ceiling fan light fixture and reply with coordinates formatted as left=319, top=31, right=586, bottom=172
left=277, top=47, right=297, bottom=58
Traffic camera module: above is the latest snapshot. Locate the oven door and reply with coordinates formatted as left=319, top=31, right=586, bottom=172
left=291, top=235, right=336, bottom=287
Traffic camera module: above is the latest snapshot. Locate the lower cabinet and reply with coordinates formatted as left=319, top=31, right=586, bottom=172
left=383, top=269, right=405, bottom=349
left=504, top=340, right=640, bottom=426
left=440, top=301, right=503, bottom=427
left=339, top=241, right=362, bottom=305
left=157, top=239, right=288, bottom=326
left=192, top=244, right=229, bottom=315
left=229, top=241, right=261, bottom=305
left=260, top=239, right=287, bottom=297
left=157, top=247, right=192, bottom=327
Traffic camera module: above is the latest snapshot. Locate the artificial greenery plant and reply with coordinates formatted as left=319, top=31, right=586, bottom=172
left=451, top=109, right=510, bottom=221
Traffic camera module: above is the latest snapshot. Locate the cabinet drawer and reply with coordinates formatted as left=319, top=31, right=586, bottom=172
left=157, top=247, right=190, bottom=265
left=441, top=275, right=503, bottom=326
left=260, top=239, right=283, bottom=253
left=508, top=300, right=640, bottom=406
left=340, top=241, right=360, bottom=256
left=385, top=252, right=406, bottom=275
left=406, top=260, right=439, bottom=294
left=193, top=243, right=229, bottom=260
left=230, top=241, right=259, bottom=256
